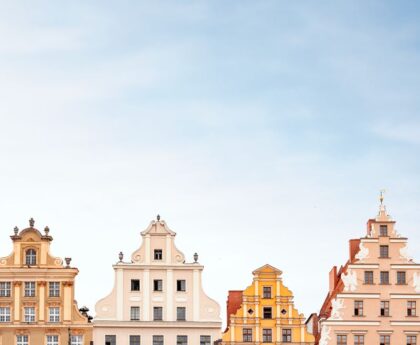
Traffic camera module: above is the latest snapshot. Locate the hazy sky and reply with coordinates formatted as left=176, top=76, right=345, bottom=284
left=0, top=1, right=419, bottom=325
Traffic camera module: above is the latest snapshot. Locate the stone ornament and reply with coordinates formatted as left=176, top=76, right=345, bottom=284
left=330, top=298, right=344, bottom=320
left=399, top=244, right=413, bottom=262
left=342, top=269, right=358, bottom=292
left=355, top=242, right=369, bottom=261
left=413, top=272, right=420, bottom=293
left=319, top=325, right=331, bottom=345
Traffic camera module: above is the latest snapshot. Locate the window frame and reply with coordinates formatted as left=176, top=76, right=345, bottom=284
left=263, top=286, right=272, bottom=299
left=177, top=306, right=186, bottom=321
left=130, top=306, right=140, bottom=321
left=131, top=279, right=140, bottom=292
left=408, top=301, right=417, bottom=316
left=176, top=280, right=186, bottom=292
left=46, top=335, right=59, bottom=345
left=0, top=306, right=11, bottom=322
left=397, top=271, right=407, bottom=285
left=154, top=249, right=163, bottom=261
left=153, top=280, right=163, bottom=292
left=0, top=281, right=11, bottom=297
left=25, top=249, right=37, bottom=266
left=263, top=306, right=272, bottom=319
left=364, top=271, right=374, bottom=284
left=242, top=328, right=252, bottom=342
left=354, top=300, right=363, bottom=316
left=380, top=271, right=390, bottom=285
left=282, top=328, right=292, bottom=342
left=153, top=306, right=163, bottom=321
left=262, top=328, right=272, bottom=343
left=24, top=306, right=36, bottom=323
left=49, top=282, right=60, bottom=297
left=49, top=307, right=60, bottom=323
left=379, top=245, right=389, bottom=258
left=24, top=281, right=36, bottom=297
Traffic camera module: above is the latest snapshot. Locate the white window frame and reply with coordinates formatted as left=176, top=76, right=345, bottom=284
left=0, top=307, right=11, bottom=322
left=24, top=307, right=35, bottom=322
left=70, top=335, right=83, bottom=345
left=24, top=282, right=36, bottom=297
left=130, top=306, right=140, bottom=321
left=25, top=249, right=36, bottom=265
left=47, top=335, right=59, bottom=345
left=17, top=335, right=29, bottom=345
left=0, top=282, right=11, bottom=297
left=49, top=282, right=60, bottom=297
left=49, top=307, right=60, bottom=322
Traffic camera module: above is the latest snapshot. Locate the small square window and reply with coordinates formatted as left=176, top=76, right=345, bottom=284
left=263, top=286, right=272, bottom=298
left=177, top=280, right=186, bottom=292
left=177, top=307, right=186, bottom=321
left=153, top=280, right=163, bottom=292
left=379, top=225, right=388, bottom=236
left=200, top=335, right=211, bottom=345
left=131, top=279, right=140, bottom=291
left=177, top=335, right=188, bottom=345
left=154, top=250, right=163, bottom=260
left=263, top=307, right=272, bottom=319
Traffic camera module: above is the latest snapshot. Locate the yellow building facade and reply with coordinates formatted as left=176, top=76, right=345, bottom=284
left=0, top=218, right=92, bottom=345
left=222, top=264, right=314, bottom=345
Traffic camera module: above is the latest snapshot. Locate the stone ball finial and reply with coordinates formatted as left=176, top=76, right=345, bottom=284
left=65, top=257, right=72, bottom=268
left=44, top=226, right=50, bottom=235
left=29, top=218, right=35, bottom=227
left=157, top=214, right=161, bottom=221
left=14, top=226, right=19, bottom=235
left=118, top=251, right=124, bottom=262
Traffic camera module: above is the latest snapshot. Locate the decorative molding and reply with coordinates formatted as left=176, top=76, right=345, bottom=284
left=337, top=293, right=380, bottom=299
left=413, top=272, right=420, bottom=293
left=319, top=325, right=331, bottom=345
left=355, top=242, right=369, bottom=261
left=329, top=298, right=344, bottom=320
left=342, top=269, right=358, bottom=292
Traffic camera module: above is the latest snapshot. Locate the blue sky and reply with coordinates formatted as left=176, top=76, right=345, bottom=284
left=0, top=1, right=419, bottom=323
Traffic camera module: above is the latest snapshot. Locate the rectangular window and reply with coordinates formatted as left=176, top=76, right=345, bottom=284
left=380, top=271, right=390, bottom=285
left=200, top=335, right=211, bottom=345
left=0, top=282, right=11, bottom=297
left=24, top=307, right=35, bottom=322
left=0, top=307, right=10, bottom=322
left=105, top=335, right=116, bottom=345
left=177, top=280, right=186, bottom=292
left=397, top=271, right=407, bottom=284
left=130, top=335, right=141, bottom=345
left=243, top=328, right=252, bottom=342
left=407, top=336, right=417, bottom=345
left=354, top=335, right=364, bottom=345
left=262, top=329, right=272, bottom=343
left=380, top=335, right=390, bottom=345
left=263, top=307, right=272, bottom=319
left=364, top=271, right=374, bottom=284
left=49, top=307, right=60, bottom=322
left=153, top=335, right=164, bottom=345
left=153, top=307, right=163, bottom=321
left=282, top=329, right=292, bottom=342
left=24, top=281, right=36, bottom=297
left=70, top=335, right=83, bottom=345
left=177, top=307, right=186, bottom=321
left=46, top=335, right=59, bottom=345
left=17, top=335, right=29, bottom=345
left=154, top=280, right=163, bottom=292
left=154, top=249, right=163, bottom=260
left=354, top=301, right=363, bottom=316
left=177, top=335, right=188, bottom=345
left=408, top=301, right=417, bottom=316
left=337, top=335, right=347, bottom=345
left=130, top=306, right=140, bottom=321
left=131, top=279, right=140, bottom=291
left=380, top=245, right=389, bottom=258
left=380, top=301, right=390, bottom=316
left=380, top=225, right=388, bottom=236
left=49, top=282, right=60, bottom=297
left=263, top=286, right=272, bottom=298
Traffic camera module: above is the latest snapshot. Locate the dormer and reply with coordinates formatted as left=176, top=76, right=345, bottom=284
left=131, top=216, right=186, bottom=265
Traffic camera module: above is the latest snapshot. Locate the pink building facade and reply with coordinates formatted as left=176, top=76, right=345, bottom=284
left=318, top=202, right=420, bottom=345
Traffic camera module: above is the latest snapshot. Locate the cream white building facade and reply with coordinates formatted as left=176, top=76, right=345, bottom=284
left=94, top=217, right=221, bottom=345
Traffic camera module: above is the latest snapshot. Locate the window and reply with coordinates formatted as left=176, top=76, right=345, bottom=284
left=177, top=280, right=186, bottom=292
left=49, top=307, right=60, bottom=322
left=49, top=282, right=60, bottom=297
left=243, top=328, right=252, bottom=342
left=131, top=279, right=140, bottom=291
left=364, top=271, right=374, bottom=284
left=17, top=335, right=29, bottom=345
left=397, top=271, right=407, bottom=284
left=131, top=306, right=140, bottom=321
left=105, top=335, right=116, bottom=345
left=47, top=335, right=59, bottom=345
left=177, top=335, right=188, bottom=345
left=380, top=335, right=390, bottom=345
left=154, top=249, right=163, bottom=260
left=130, top=335, right=141, bottom=345
left=282, top=329, right=292, bottom=342
left=0, top=307, right=10, bottom=322
left=24, top=282, right=36, bottom=297
left=70, top=335, right=83, bottom=345
left=408, top=301, right=416, bottom=316
left=263, top=307, right=272, bottom=319
left=25, top=249, right=36, bottom=265
left=337, top=335, right=347, bottom=345
left=24, top=307, right=35, bottom=322
left=263, top=286, right=272, bottom=298
left=380, top=245, right=389, bottom=258
left=380, top=271, right=389, bottom=285
left=380, top=301, right=390, bottom=316
left=153, top=335, right=164, bottom=345
left=177, top=307, right=186, bottom=321
left=407, top=336, right=417, bottom=345
left=154, top=280, right=163, bottom=292
left=354, top=335, right=364, bottom=345
left=0, top=282, right=11, bottom=297
left=354, top=301, right=363, bottom=316
left=200, top=335, right=211, bottom=345
left=262, top=329, right=272, bottom=343
left=153, top=307, right=163, bottom=321
left=380, top=225, right=388, bottom=236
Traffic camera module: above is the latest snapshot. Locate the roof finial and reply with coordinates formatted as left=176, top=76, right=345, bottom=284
left=380, top=189, right=385, bottom=205
left=29, top=218, right=35, bottom=228
left=157, top=214, right=161, bottom=221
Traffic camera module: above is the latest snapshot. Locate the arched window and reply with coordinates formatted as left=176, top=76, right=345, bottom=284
left=25, top=249, right=36, bottom=266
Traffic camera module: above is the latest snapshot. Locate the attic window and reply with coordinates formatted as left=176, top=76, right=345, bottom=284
left=25, top=249, right=36, bottom=266
left=380, top=225, right=388, bottom=237
left=154, top=249, right=163, bottom=260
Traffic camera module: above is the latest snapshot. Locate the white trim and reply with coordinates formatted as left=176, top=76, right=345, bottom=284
left=145, top=235, right=151, bottom=264
left=390, top=294, right=420, bottom=299
left=348, top=264, right=379, bottom=269
left=323, top=321, right=380, bottom=326
left=390, top=321, right=420, bottom=326
left=391, top=264, right=420, bottom=269
left=166, top=269, right=173, bottom=321
left=166, top=235, right=171, bottom=265
left=361, top=239, right=379, bottom=243
left=390, top=239, right=408, bottom=243
left=336, top=293, right=380, bottom=299
left=193, top=269, right=200, bottom=321
left=143, top=269, right=150, bottom=321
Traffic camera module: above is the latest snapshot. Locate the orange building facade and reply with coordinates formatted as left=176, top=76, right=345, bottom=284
left=317, top=201, right=420, bottom=345
left=0, top=219, right=92, bottom=345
